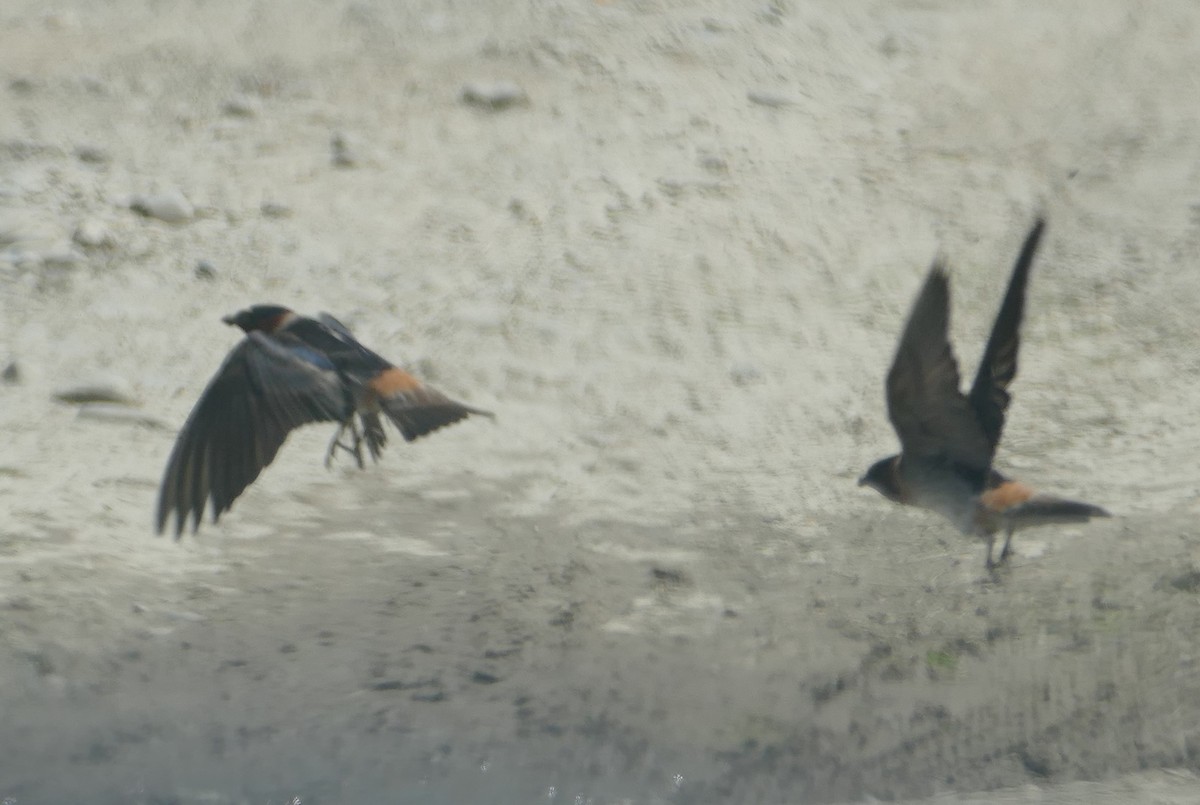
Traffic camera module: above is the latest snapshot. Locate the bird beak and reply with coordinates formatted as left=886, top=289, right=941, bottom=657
left=221, top=314, right=236, bottom=326
left=857, top=475, right=868, bottom=487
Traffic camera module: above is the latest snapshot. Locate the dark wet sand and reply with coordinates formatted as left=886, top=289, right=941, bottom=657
left=2, top=477, right=1199, bottom=804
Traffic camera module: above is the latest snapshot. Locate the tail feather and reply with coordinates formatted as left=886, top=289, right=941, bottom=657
left=381, top=394, right=494, bottom=442
left=1009, top=496, right=1110, bottom=529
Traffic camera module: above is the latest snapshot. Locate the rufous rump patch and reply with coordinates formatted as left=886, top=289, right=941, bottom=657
left=266, top=310, right=297, bottom=332
left=369, top=367, right=423, bottom=396
left=980, top=480, right=1034, bottom=512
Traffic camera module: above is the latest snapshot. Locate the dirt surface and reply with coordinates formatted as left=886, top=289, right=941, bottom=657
left=3, top=1, right=1200, bottom=803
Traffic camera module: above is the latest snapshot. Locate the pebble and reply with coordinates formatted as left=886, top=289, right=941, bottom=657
left=194, top=259, right=217, bottom=280
left=2, top=362, right=19, bottom=384
left=74, top=143, right=110, bottom=163
left=698, top=154, right=728, bottom=174
left=747, top=90, right=799, bottom=107
left=729, top=361, right=762, bottom=386
left=260, top=200, right=292, bottom=218
left=460, top=81, right=527, bottom=110
left=221, top=94, right=262, bottom=117
left=54, top=377, right=135, bottom=405
left=73, top=218, right=114, bottom=249
left=131, top=190, right=194, bottom=223
left=9, top=76, right=37, bottom=95
left=78, top=75, right=110, bottom=95
left=76, top=403, right=165, bottom=429
left=331, top=132, right=359, bottom=167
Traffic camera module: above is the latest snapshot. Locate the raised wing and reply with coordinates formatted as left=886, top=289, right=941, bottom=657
left=155, top=332, right=348, bottom=538
left=886, top=262, right=993, bottom=473
left=967, top=218, right=1044, bottom=450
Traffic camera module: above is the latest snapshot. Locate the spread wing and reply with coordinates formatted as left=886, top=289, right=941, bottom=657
left=967, top=218, right=1044, bottom=450
left=886, top=262, right=993, bottom=473
left=156, top=332, right=348, bottom=538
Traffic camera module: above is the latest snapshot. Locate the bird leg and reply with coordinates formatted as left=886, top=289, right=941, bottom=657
left=324, top=418, right=366, bottom=470
left=984, top=533, right=998, bottom=571
left=998, top=525, right=1016, bottom=563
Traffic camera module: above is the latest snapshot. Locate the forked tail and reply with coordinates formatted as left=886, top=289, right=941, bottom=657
left=1009, top=496, right=1110, bottom=529
left=381, top=391, right=494, bottom=443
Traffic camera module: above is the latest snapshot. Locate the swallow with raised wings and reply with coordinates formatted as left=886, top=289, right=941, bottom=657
left=859, top=219, right=1109, bottom=569
left=156, top=305, right=493, bottom=538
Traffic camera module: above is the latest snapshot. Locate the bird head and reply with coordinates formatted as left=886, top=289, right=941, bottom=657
left=859, top=455, right=904, bottom=502
left=222, top=305, right=295, bottom=334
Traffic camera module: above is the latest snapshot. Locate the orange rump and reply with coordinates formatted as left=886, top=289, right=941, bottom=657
left=980, top=480, right=1034, bottom=513
left=369, top=368, right=423, bottom=397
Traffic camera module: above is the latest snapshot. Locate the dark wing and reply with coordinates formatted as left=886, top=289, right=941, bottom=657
left=886, top=262, right=993, bottom=473
left=155, top=332, right=349, bottom=538
left=368, top=367, right=494, bottom=443
left=967, top=218, right=1044, bottom=450
left=317, top=312, right=355, bottom=339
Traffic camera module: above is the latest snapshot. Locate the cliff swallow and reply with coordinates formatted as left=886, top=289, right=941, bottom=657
left=156, top=305, right=493, bottom=538
left=859, top=219, right=1109, bottom=569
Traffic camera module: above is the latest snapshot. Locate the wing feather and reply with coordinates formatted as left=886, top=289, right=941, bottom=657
left=886, top=262, right=993, bottom=473
left=155, top=332, right=348, bottom=537
left=967, top=218, right=1044, bottom=450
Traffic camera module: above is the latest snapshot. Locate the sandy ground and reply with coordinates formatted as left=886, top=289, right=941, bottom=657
left=3, top=1, right=1200, bottom=802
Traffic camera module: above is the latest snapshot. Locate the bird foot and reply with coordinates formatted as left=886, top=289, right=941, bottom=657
left=324, top=421, right=366, bottom=470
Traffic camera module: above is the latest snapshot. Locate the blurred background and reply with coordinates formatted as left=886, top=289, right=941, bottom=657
left=2, top=1, right=1200, bottom=802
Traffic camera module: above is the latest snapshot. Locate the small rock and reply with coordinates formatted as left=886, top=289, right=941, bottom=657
left=331, top=132, right=359, bottom=168
left=131, top=190, right=193, bottom=223
left=194, top=259, right=217, bottom=280
left=698, top=154, right=728, bottom=174
left=259, top=200, right=292, bottom=218
left=730, top=361, right=761, bottom=386
left=75, top=143, right=110, bottom=163
left=79, top=75, right=110, bottom=95
left=650, top=566, right=689, bottom=585
left=2, top=362, right=19, bottom=383
left=221, top=94, right=262, bottom=117
left=54, top=378, right=135, bottom=405
left=73, top=219, right=114, bottom=249
left=460, top=81, right=527, bottom=110
left=747, top=90, right=798, bottom=107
